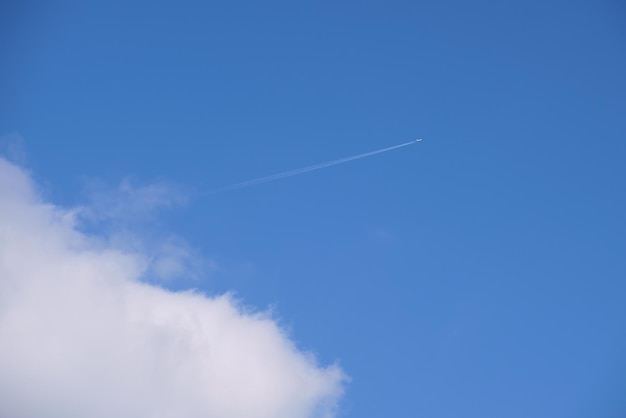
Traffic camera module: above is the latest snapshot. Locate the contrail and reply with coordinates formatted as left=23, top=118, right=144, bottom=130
left=208, top=138, right=422, bottom=194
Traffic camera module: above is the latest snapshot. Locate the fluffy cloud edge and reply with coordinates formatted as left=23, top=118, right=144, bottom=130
left=0, top=157, right=347, bottom=418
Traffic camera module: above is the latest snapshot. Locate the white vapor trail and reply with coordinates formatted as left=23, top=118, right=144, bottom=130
left=209, top=139, right=422, bottom=194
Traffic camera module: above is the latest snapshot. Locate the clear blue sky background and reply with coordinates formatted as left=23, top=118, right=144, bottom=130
left=2, top=1, right=626, bottom=416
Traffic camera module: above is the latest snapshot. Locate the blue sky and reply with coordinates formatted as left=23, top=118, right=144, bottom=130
left=1, top=1, right=625, bottom=417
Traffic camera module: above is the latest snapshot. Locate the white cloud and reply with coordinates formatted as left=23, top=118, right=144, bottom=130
left=0, top=158, right=346, bottom=418
left=76, top=177, right=211, bottom=283
left=80, top=177, right=189, bottom=223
